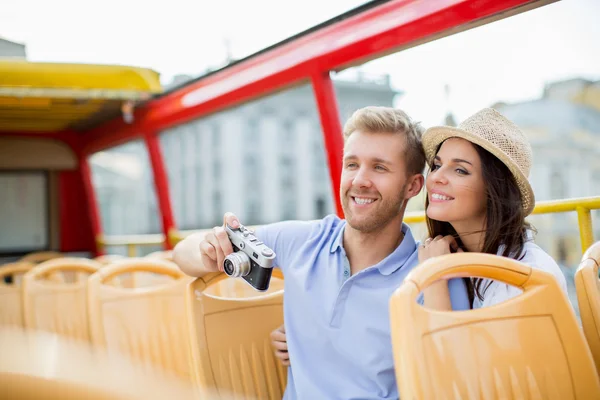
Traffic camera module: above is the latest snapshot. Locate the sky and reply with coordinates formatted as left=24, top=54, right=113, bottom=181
left=2, top=0, right=599, bottom=127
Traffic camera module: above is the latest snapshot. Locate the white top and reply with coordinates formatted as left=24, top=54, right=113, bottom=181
left=472, top=240, right=569, bottom=309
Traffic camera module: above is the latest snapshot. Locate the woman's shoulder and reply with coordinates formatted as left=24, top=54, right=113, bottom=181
left=475, top=240, right=569, bottom=309
left=520, top=240, right=568, bottom=288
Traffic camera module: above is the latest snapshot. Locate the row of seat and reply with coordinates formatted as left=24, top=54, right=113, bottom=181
left=0, top=253, right=286, bottom=399
left=2, top=242, right=600, bottom=399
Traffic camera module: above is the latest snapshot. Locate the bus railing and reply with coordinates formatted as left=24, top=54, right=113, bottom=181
left=97, top=196, right=600, bottom=257
left=96, top=233, right=166, bottom=258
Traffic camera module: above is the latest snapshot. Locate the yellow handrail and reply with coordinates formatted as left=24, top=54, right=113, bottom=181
left=97, top=196, right=600, bottom=256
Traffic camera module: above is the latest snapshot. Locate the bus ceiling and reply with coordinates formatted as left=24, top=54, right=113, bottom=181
left=0, top=60, right=162, bottom=135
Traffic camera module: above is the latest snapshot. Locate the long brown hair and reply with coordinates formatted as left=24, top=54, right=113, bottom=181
left=425, top=141, right=533, bottom=304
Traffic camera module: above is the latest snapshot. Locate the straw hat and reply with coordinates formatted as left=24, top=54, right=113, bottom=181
left=422, top=108, right=535, bottom=215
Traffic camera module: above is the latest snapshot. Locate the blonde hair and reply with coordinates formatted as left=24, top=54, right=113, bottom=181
left=343, top=106, right=426, bottom=176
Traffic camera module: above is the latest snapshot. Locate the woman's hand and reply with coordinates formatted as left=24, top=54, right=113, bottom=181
left=418, top=235, right=462, bottom=264
left=419, top=235, right=464, bottom=310
left=270, top=324, right=290, bottom=366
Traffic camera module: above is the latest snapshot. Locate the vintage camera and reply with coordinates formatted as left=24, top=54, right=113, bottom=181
left=222, top=223, right=276, bottom=291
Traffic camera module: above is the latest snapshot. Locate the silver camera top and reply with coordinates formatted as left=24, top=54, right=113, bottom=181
left=225, top=223, right=275, bottom=268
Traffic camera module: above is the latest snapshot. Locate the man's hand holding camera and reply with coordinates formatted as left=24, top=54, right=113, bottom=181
left=200, top=212, right=276, bottom=291
left=199, top=212, right=239, bottom=273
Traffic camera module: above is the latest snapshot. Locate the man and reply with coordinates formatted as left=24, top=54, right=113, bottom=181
left=174, top=106, right=470, bottom=399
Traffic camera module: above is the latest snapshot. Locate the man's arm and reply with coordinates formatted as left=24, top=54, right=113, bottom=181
left=174, top=212, right=317, bottom=278
left=173, top=212, right=238, bottom=277
left=173, top=232, right=214, bottom=277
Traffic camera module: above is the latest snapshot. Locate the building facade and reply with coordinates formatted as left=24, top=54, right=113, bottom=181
left=0, top=38, right=27, bottom=59
left=495, top=79, right=600, bottom=267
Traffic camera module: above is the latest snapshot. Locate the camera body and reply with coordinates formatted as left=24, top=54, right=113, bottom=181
left=223, top=223, right=276, bottom=291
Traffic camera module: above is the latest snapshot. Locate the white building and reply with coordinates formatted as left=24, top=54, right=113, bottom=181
left=0, top=38, right=27, bottom=59
left=495, top=82, right=600, bottom=267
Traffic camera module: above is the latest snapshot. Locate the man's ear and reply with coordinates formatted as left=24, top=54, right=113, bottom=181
left=405, top=174, right=424, bottom=200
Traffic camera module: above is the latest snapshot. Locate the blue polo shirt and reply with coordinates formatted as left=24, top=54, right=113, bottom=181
left=256, top=214, right=470, bottom=400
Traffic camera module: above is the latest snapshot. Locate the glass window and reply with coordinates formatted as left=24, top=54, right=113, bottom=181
left=315, top=198, right=327, bottom=219
left=213, top=191, right=222, bottom=226
left=550, top=169, right=567, bottom=200
left=159, top=84, right=334, bottom=226
left=89, top=141, right=164, bottom=256
left=245, top=198, right=261, bottom=225
left=282, top=198, right=297, bottom=221
left=245, top=119, right=259, bottom=143
left=213, top=159, right=222, bottom=181
left=0, top=172, right=48, bottom=253
left=282, top=119, right=295, bottom=146
left=89, top=140, right=162, bottom=238
left=212, top=124, right=221, bottom=147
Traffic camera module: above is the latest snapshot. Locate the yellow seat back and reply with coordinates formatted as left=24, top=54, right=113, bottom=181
left=186, top=272, right=286, bottom=399
left=145, top=250, right=173, bottom=262
left=22, top=258, right=100, bottom=341
left=575, top=241, right=600, bottom=374
left=20, top=251, right=63, bottom=264
left=94, top=254, right=126, bottom=265
left=0, top=262, right=34, bottom=327
left=203, top=271, right=285, bottom=299
left=87, top=258, right=193, bottom=379
left=390, top=252, right=600, bottom=399
left=0, top=327, right=198, bottom=400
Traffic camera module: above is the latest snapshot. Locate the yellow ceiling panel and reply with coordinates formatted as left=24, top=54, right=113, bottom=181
left=0, top=61, right=162, bottom=133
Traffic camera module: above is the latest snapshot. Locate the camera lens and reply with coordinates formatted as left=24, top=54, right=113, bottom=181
left=223, top=252, right=251, bottom=277
left=224, top=259, right=235, bottom=275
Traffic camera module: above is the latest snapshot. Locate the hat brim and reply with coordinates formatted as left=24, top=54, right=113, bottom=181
left=422, top=126, right=535, bottom=216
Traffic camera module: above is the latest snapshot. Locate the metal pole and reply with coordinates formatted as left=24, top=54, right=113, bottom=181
left=311, top=72, right=344, bottom=218
left=144, top=132, right=177, bottom=249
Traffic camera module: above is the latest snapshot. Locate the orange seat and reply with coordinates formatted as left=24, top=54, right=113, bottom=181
left=390, top=252, right=600, bottom=399
left=186, top=272, right=286, bottom=399
left=94, top=254, right=126, bottom=265
left=145, top=250, right=173, bottom=262
left=22, top=258, right=101, bottom=341
left=0, top=262, right=34, bottom=327
left=20, top=251, right=63, bottom=264
left=0, top=326, right=198, bottom=400
left=203, top=269, right=284, bottom=299
left=87, top=258, right=193, bottom=379
left=575, top=241, right=600, bottom=375
left=93, top=254, right=164, bottom=288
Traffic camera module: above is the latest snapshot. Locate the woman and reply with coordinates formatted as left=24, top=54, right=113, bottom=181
left=419, top=107, right=568, bottom=309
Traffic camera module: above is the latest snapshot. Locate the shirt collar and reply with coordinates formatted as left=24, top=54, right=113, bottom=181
left=329, top=221, right=417, bottom=275
left=329, top=221, right=346, bottom=253
left=377, top=224, right=417, bottom=275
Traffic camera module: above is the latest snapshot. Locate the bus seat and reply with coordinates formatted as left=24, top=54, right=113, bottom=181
left=94, top=254, right=126, bottom=265
left=93, top=254, right=169, bottom=288
left=186, top=272, right=286, bottom=399
left=575, top=241, right=600, bottom=375
left=203, top=269, right=284, bottom=299
left=145, top=250, right=174, bottom=262
left=87, top=258, right=193, bottom=379
left=22, top=258, right=101, bottom=342
left=93, top=255, right=129, bottom=287
left=107, top=252, right=175, bottom=288
left=390, top=252, right=600, bottom=400
left=0, top=326, right=198, bottom=400
left=0, top=262, right=34, bottom=327
left=20, top=251, right=63, bottom=264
